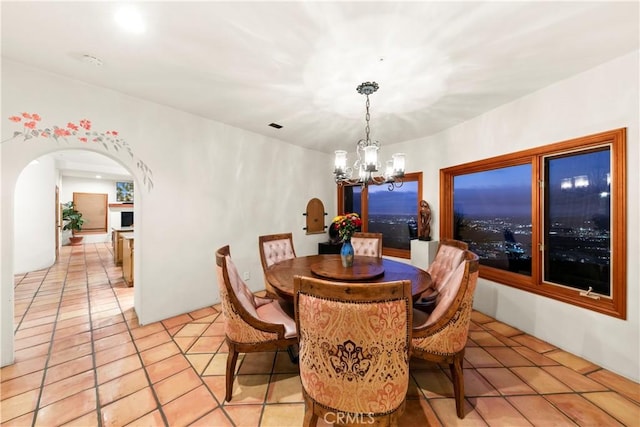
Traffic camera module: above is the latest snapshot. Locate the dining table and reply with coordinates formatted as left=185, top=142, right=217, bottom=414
left=265, top=254, right=432, bottom=302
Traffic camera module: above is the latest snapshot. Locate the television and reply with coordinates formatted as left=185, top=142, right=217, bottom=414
left=121, top=211, right=134, bottom=227
left=116, top=181, right=134, bottom=203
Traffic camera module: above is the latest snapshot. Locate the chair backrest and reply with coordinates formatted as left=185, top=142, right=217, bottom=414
left=428, top=238, right=469, bottom=292
left=351, top=232, right=383, bottom=257
left=259, top=233, right=297, bottom=270
left=215, top=245, right=282, bottom=343
left=294, top=275, right=412, bottom=418
left=414, top=250, right=479, bottom=354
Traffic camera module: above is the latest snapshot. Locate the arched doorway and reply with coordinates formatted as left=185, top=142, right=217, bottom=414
left=2, top=147, right=143, bottom=367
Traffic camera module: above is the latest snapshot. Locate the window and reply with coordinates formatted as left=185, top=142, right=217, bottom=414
left=73, top=192, right=108, bottom=234
left=544, top=148, right=612, bottom=296
left=453, top=164, right=532, bottom=276
left=338, top=172, right=422, bottom=258
left=441, top=129, right=626, bottom=318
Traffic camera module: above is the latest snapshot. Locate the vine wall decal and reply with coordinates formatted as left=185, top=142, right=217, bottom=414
left=3, top=112, right=153, bottom=190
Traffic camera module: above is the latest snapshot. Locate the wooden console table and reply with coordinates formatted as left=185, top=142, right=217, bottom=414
left=112, top=227, right=134, bottom=265
left=121, top=232, right=134, bottom=287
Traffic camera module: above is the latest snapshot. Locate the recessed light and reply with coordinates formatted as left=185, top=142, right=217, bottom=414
left=115, top=6, right=146, bottom=34
left=96, top=175, right=102, bottom=179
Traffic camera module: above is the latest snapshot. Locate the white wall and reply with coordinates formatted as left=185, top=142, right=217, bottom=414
left=1, top=60, right=335, bottom=366
left=14, top=156, right=57, bottom=273
left=388, top=51, right=640, bottom=382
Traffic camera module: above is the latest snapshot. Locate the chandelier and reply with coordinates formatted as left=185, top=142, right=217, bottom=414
left=333, top=81, right=405, bottom=191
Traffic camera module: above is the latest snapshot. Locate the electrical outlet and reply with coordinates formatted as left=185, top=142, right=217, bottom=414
left=243, top=271, right=250, bottom=281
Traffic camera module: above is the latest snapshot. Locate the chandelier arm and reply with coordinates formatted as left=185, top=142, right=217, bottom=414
left=388, top=178, right=403, bottom=191
left=369, top=175, right=387, bottom=185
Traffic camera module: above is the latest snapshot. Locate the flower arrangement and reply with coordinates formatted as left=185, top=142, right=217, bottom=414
left=332, top=213, right=362, bottom=242
left=4, top=112, right=153, bottom=190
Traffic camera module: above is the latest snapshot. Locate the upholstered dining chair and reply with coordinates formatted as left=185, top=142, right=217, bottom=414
left=416, top=238, right=468, bottom=312
left=351, top=231, right=383, bottom=258
left=215, top=245, right=298, bottom=402
left=293, top=275, right=413, bottom=427
left=259, top=233, right=297, bottom=298
left=411, top=249, right=479, bottom=419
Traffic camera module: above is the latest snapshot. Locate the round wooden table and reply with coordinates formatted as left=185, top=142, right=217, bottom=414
left=265, top=255, right=432, bottom=301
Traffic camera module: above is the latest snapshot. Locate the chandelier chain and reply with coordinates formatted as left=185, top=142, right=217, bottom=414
left=364, top=95, right=371, bottom=144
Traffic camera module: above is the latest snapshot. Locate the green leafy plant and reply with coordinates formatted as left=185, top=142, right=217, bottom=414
left=62, top=201, right=85, bottom=232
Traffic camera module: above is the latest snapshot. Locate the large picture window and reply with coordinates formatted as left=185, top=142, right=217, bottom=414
left=441, top=129, right=626, bottom=318
left=338, top=172, right=422, bottom=258
left=454, top=164, right=532, bottom=276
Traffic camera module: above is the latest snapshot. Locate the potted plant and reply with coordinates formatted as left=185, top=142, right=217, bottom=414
left=62, top=201, right=85, bottom=245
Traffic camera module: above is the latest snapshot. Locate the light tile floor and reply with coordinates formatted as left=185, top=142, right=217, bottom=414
left=2, top=243, right=639, bottom=426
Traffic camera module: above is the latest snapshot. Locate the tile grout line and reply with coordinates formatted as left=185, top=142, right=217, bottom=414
left=94, top=242, right=171, bottom=427
left=472, top=319, right=625, bottom=426
left=408, top=364, right=449, bottom=427
left=29, top=249, right=71, bottom=427
left=87, top=243, right=107, bottom=427
left=12, top=272, right=44, bottom=334
left=461, top=321, right=529, bottom=426
left=256, top=349, right=286, bottom=426
left=175, top=317, right=239, bottom=426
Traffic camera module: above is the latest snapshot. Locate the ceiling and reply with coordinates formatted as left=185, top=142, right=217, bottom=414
left=48, top=150, right=133, bottom=181
left=2, top=1, right=639, bottom=157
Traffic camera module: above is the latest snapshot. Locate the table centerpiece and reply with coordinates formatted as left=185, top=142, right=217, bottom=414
left=332, top=212, right=362, bottom=267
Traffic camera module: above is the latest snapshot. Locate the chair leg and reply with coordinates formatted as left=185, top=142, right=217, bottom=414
left=225, top=344, right=239, bottom=402
left=303, top=409, right=317, bottom=427
left=287, top=345, right=299, bottom=364
left=450, top=351, right=465, bottom=419
left=302, top=397, right=318, bottom=427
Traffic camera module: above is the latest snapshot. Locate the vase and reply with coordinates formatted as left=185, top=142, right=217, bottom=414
left=340, top=239, right=354, bottom=267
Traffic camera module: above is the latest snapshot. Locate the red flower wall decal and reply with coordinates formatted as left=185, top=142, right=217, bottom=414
left=4, top=112, right=153, bottom=190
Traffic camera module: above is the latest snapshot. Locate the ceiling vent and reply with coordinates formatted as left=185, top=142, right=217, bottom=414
left=268, top=123, right=283, bottom=129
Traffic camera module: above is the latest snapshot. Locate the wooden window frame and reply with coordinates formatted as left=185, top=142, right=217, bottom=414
left=440, top=128, right=626, bottom=319
left=337, top=172, right=423, bottom=259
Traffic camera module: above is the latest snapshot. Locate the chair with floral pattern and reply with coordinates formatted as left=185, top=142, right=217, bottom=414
left=259, top=233, right=297, bottom=298
left=293, top=275, right=413, bottom=426
left=351, top=231, right=383, bottom=258
left=411, top=249, right=479, bottom=418
left=215, top=245, right=298, bottom=402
